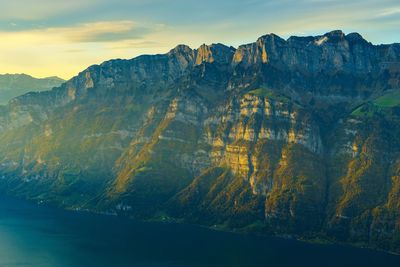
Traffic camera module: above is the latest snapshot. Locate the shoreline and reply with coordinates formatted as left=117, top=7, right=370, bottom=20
left=2, top=193, right=399, bottom=257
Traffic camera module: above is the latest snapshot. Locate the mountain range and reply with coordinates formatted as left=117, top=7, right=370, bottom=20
left=0, top=74, right=64, bottom=105
left=0, top=30, right=399, bottom=253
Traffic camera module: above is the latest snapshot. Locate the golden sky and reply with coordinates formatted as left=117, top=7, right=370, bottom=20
left=0, top=0, right=399, bottom=80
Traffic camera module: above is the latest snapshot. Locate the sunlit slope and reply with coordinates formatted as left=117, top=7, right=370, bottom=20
left=0, top=31, right=400, bottom=252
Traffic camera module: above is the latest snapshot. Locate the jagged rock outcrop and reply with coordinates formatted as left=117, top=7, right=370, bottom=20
left=233, top=30, right=400, bottom=75
left=0, top=30, right=399, bottom=253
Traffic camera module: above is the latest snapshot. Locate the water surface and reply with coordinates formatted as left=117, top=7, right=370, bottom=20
left=0, top=196, right=398, bottom=267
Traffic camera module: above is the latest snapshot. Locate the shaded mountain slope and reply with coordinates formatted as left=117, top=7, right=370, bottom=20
left=0, top=30, right=400, bottom=252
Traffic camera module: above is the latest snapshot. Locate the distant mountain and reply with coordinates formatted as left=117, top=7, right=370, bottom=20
left=0, top=30, right=400, bottom=253
left=0, top=74, right=64, bottom=105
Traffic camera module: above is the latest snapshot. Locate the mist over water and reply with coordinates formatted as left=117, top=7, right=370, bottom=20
left=0, top=196, right=398, bottom=267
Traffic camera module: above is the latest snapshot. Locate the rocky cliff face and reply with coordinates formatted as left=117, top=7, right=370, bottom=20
left=0, top=30, right=400, bottom=253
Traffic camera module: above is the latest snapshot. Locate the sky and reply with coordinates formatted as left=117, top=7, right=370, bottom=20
left=0, top=0, right=399, bottom=80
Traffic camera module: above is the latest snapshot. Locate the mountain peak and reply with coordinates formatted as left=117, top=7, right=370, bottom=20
left=346, top=32, right=369, bottom=44
left=324, top=29, right=345, bottom=37
left=258, top=33, right=284, bottom=41
left=195, top=43, right=235, bottom=65
left=318, top=30, right=346, bottom=43
left=168, top=44, right=193, bottom=55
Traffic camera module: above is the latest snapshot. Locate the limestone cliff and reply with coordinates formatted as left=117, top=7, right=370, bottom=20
left=0, top=30, right=399, bottom=253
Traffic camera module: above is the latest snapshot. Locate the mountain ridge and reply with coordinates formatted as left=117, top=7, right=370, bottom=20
left=0, top=74, right=65, bottom=105
left=0, top=30, right=400, bottom=253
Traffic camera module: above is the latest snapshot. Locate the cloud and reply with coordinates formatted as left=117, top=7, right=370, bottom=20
left=0, top=20, right=171, bottom=79
left=55, top=21, right=148, bottom=43
left=375, top=7, right=400, bottom=18
left=0, top=0, right=93, bottom=20
left=0, top=20, right=153, bottom=44
left=106, top=40, right=166, bottom=50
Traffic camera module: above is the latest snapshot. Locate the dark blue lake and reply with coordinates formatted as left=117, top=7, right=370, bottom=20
left=0, top=196, right=398, bottom=267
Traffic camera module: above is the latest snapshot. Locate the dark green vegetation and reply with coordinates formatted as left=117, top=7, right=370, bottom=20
left=0, top=74, right=64, bottom=105
left=0, top=30, right=400, bottom=253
